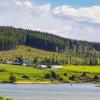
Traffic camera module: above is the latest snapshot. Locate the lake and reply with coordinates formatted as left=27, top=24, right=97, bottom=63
left=0, top=83, right=100, bottom=100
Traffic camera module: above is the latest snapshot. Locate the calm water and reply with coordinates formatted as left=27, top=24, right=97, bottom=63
left=0, top=83, right=100, bottom=100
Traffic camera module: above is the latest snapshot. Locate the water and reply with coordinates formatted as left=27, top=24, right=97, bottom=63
left=0, top=83, right=100, bottom=100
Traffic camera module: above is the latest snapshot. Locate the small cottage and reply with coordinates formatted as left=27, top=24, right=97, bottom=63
left=51, top=65, right=62, bottom=70
left=39, top=65, right=47, bottom=69
left=6, top=61, right=14, bottom=64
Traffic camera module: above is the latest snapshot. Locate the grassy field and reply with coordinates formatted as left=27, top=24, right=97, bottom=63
left=63, top=65, right=100, bottom=73
left=0, top=64, right=49, bottom=83
left=0, top=45, right=66, bottom=62
left=0, top=64, right=100, bottom=83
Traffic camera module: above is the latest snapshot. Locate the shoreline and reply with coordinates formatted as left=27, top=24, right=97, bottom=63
left=0, top=81, right=100, bottom=85
left=14, top=81, right=50, bottom=84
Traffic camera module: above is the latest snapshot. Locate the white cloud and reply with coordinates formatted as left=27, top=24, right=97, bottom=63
left=15, top=0, right=33, bottom=9
left=15, top=0, right=51, bottom=16
left=38, top=3, right=51, bottom=16
left=0, top=0, right=100, bottom=42
left=53, top=5, right=100, bottom=23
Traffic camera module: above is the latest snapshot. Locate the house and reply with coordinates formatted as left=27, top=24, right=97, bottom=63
left=6, top=61, right=14, bottom=64
left=21, top=61, right=32, bottom=66
left=39, top=65, right=48, bottom=69
left=22, top=62, right=27, bottom=66
left=51, top=65, right=62, bottom=70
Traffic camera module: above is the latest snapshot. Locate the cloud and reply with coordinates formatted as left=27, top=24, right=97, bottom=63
left=14, top=0, right=100, bottom=23
left=15, top=0, right=33, bottom=9
left=38, top=3, right=51, bottom=16
left=0, top=0, right=100, bottom=42
left=15, top=0, right=51, bottom=16
left=53, top=5, right=100, bottom=23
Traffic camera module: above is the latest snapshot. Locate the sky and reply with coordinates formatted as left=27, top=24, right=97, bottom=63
left=0, top=0, right=100, bottom=42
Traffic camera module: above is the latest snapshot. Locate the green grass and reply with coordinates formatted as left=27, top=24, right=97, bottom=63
left=0, top=45, right=66, bottom=61
left=0, top=96, right=14, bottom=100
left=0, top=64, right=49, bottom=81
left=0, top=64, right=100, bottom=83
left=63, top=65, right=100, bottom=73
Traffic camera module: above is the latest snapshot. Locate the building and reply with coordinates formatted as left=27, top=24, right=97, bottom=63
left=51, top=65, right=62, bottom=70
left=6, top=61, right=14, bottom=64
left=39, top=65, right=48, bottom=69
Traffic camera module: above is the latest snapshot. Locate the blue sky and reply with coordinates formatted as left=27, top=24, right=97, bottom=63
left=33, top=0, right=100, bottom=7
left=0, top=0, right=100, bottom=42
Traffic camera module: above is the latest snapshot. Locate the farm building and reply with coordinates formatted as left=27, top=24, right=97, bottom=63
left=51, top=65, right=62, bottom=70
left=39, top=65, right=48, bottom=69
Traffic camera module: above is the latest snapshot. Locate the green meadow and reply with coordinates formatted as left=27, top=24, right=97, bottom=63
left=0, top=64, right=100, bottom=83
left=63, top=65, right=100, bottom=73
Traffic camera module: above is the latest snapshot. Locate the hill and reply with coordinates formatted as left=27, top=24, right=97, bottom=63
left=0, top=26, right=100, bottom=52
left=0, top=45, right=67, bottom=65
left=0, top=26, right=100, bottom=65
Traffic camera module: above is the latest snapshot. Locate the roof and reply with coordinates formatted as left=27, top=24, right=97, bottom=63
left=39, top=65, right=47, bottom=68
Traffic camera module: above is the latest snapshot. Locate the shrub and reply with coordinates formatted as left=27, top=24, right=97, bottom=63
left=0, top=69, right=7, bottom=72
left=9, top=75, right=17, bottom=83
left=69, top=75, right=75, bottom=81
left=58, top=77, right=63, bottom=81
left=44, top=73, right=50, bottom=79
left=50, top=71, right=57, bottom=79
left=93, top=75, right=99, bottom=81
left=6, top=98, right=14, bottom=100
left=63, top=73, right=67, bottom=76
left=81, top=72, right=86, bottom=77
left=0, top=96, right=5, bottom=100
left=22, top=75, right=30, bottom=79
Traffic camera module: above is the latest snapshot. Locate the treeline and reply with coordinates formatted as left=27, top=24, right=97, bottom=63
left=0, top=26, right=100, bottom=52
left=0, top=26, right=100, bottom=65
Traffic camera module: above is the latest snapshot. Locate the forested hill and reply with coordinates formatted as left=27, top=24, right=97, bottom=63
left=0, top=26, right=100, bottom=65
left=0, top=26, right=100, bottom=52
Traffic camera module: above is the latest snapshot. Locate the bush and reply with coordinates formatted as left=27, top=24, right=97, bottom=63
left=50, top=71, right=57, bottom=79
left=44, top=73, right=50, bottom=79
left=21, top=75, right=30, bottom=79
left=0, top=97, right=15, bottom=100
left=58, top=77, right=63, bottom=81
left=63, top=73, right=67, bottom=76
left=6, top=98, right=14, bottom=100
left=0, top=97, right=5, bottom=100
left=9, top=75, right=17, bottom=83
left=69, top=75, right=75, bottom=81
left=93, top=75, right=99, bottom=81
left=81, top=72, right=86, bottom=77
left=0, top=69, right=7, bottom=72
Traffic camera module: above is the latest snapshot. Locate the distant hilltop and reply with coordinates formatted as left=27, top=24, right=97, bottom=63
left=0, top=26, right=100, bottom=52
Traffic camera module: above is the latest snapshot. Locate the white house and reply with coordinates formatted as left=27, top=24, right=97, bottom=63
left=6, top=61, right=14, bottom=64
left=39, top=65, right=47, bottom=69
left=22, top=62, right=27, bottom=66
left=51, top=65, right=62, bottom=70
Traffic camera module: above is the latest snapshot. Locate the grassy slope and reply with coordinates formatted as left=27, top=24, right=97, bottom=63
left=0, top=46, right=100, bottom=83
left=63, top=65, right=100, bottom=73
left=0, top=64, right=100, bottom=83
left=0, top=45, right=66, bottom=61
left=0, top=64, right=48, bottom=82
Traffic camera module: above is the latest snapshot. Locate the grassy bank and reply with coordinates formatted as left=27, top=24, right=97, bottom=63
left=0, top=96, right=14, bottom=100
left=0, top=64, right=100, bottom=83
